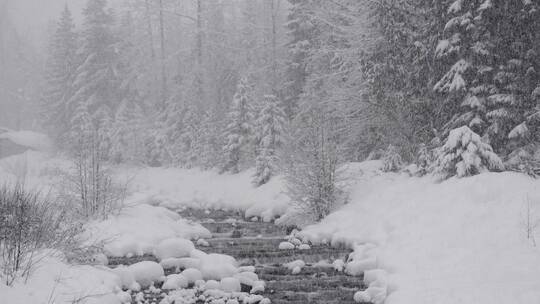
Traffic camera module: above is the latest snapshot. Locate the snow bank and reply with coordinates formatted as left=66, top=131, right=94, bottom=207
left=116, top=167, right=290, bottom=221
left=1, top=255, right=123, bottom=304
left=300, top=161, right=540, bottom=304
left=83, top=204, right=210, bottom=257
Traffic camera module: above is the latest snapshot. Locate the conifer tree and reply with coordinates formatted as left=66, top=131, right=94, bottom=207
left=434, top=0, right=495, bottom=139
left=70, top=0, right=119, bottom=125
left=222, top=77, right=255, bottom=173
left=253, top=95, right=286, bottom=186
left=42, top=5, right=77, bottom=143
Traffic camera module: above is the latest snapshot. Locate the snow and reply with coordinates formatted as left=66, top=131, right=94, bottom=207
left=127, top=261, right=165, bottom=288
left=160, top=257, right=201, bottom=270
left=250, top=281, right=265, bottom=294
left=234, top=271, right=259, bottom=286
left=0, top=129, right=53, bottom=152
left=162, top=274, right=188, bottom=290
left=278, top=241, right=295, bottom=250
left=0, top=254, right=124, bottom=304
left=83, top=204, right=210, bottom=257
left=155, top=238, right=195, bottom=260
left=204, top=280, right=221, bottom=290
left=298, top=243, right=311, bottom=250
left=220, top=277, right=241, bottom=293
left=116, top=166, right=290, bottom=221
left=198, top=253, right=239, bottom=280
left=300, top=161, right=540, bottom=304
left=181, top=268, right=203, bottom=284
left=284, top=260, right=305, bottom=274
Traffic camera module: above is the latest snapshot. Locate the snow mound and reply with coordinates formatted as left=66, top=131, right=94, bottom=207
left=128, top=261, right=164, bottom=287
left=181, top=268, right=203, bottom=284
left=278, top=241, right=295, bottom=250
left=199, top=253, right=239, bottom=280
left=155, top=238, right=195, bottom=260
left=162, top=274, right=188, bottom=290
left=220, top=277, right=241, bottom=293
left=83, top=204, right=210, bottom=257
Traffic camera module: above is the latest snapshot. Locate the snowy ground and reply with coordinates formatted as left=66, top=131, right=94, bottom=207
left=301, top=161, right=540, bottom=304
left=116, top=166, right=290, bottom=222
left=2, top=150, right=540, bottom=304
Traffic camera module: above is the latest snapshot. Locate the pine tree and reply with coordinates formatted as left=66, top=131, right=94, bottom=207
left=178, top=104, right=201, bottom=168
left=253, top=95, right=286, bottom=186
left=434, top=0, right=496, bottom=137
left=435, top=126, right=503, bottom=179
left=41, top=5, right=77, bottom=143
left=69, top=0, right=119, bottom=123
left=489, top=1, right=540, bottom=153
left=283, top=0, right=315, bottom=119
left=222, top=77, right=255, bottom=173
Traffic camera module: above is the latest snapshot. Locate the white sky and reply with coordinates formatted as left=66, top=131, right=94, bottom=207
left=7, top=0, right=116, bottom=50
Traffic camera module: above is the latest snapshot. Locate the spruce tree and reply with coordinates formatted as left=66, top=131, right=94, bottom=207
left=253, top=95, right=286, bottom=186
left=434, top=0, right=495, bottom=139
left=70, top=0, right=119, bottom=126
left=222, top=77, right=255, bottom=173
left=42, top=5, right=77, bottom=143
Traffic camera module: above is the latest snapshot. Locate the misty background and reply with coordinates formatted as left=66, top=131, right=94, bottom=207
left=0, top=0, right=112, bottom=129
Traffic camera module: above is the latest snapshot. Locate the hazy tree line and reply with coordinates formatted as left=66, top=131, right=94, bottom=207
left=40, top=0, right=540, bottom=218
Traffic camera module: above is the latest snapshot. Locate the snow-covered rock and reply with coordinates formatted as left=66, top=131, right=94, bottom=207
left=278, top=241, right=295, bottom=250
left=284, top=260, right=305, bottom=274
left=128, top=261, right=165, bottom=287
left=250, top=280, right=265, bottom=294
left=298, top=244, right=310, bottom=250
left=199, top=253, right=239, bottom=280
left=155, top=238, right=195, bottom=260
left=160, top=257, right=201, bottom=270
left=204, top=280, right=221, bottom=290
left=332, top=259, right=345, bottom=272
left=181, top=268, right=203, bottom=284
left=220, top=277, right=241, bottom=293
left=234, top=271, right=258, bottom=286
left=162, top=274, right=188, bottom=290
left=345, top=257, right=377, bottom=276
left=197, top=239, right=210, bottom=247
left=354, top=290, right=371, bottom=303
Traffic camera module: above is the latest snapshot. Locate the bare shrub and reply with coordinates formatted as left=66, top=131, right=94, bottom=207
left=0, top=183, right=81, bottom=285
left=280, top=112, right=345, bottom=221
left=63, top=127, right=127, bottom=219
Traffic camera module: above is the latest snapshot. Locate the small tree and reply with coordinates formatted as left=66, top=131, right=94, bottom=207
left=435, top=126, right=503, bottom=179
left=253, top=95, right=286, bottom=186
left=222, top=77, right=255, bottom=173
left=282, top=110, right=343, bottom=221
left=67, top=101, right=124, bottom=219
left=382, top=145, right=403, bottom=172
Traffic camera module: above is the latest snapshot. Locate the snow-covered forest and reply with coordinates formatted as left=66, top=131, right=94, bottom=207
left=1, top=0, right=540, bottom=304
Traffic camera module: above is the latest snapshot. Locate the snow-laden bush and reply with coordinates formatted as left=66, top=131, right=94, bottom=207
left=435, top=126, right=503, bottom=179
left=381, top=145, right=403, bottom=172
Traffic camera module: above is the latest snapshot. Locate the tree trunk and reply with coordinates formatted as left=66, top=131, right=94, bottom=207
left=158, top=0, right=167, bottom=107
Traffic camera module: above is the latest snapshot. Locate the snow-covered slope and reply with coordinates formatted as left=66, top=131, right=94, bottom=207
left=301, top=161, right=540, bottom=304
